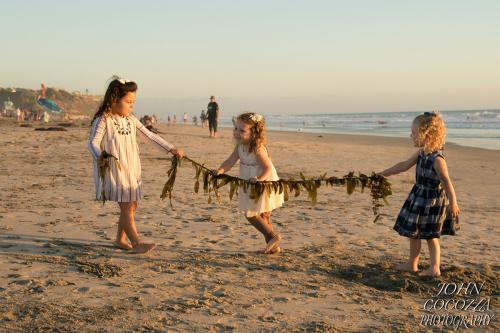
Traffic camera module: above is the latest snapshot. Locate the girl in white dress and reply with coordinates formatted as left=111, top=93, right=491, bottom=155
left=88, top=77, right=184, bottom=254
left=215, top=113, right=284, bottom=254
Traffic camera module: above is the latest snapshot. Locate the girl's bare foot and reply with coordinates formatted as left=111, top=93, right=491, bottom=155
left=113, top=241, right=132, bottom=250
left=395, top=262, right=418, bottom=273
left=130, top=243, right=156, bottom=254
left=264, top=232, right=282, bottom=254
left=419, top=268, right=441, bottom=277
left=258, top=246, right=281, bottom=255
left=267, top=246, right=281, bottom=254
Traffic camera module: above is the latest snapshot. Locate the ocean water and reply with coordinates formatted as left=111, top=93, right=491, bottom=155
left=218, top=110, right=500, bottom=150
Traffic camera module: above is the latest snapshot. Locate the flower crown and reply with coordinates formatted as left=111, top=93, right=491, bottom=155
left=250, top=113, right=264, bottom=123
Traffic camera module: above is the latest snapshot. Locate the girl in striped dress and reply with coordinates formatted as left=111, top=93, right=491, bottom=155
left=378, top=112, right=460, bottom=277
left=88, top=77, right=184, bottom=254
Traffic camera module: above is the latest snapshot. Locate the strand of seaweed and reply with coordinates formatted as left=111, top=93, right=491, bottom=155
left=161, top=156, right=392, bottom=222
left=98, top=151, right=121, bottom=205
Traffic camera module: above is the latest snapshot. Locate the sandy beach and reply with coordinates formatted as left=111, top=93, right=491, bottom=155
left=0, top=120, right=498, bottom=332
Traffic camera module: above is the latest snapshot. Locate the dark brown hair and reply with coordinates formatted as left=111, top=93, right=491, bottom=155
left=91, top=76, right=137, bottom=125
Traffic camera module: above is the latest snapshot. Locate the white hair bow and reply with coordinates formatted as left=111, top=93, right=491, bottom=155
left=117, top=78, right=131, bottom=84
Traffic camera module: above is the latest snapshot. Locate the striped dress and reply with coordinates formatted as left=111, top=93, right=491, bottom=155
left=394, top=150, right=459, bottom=239
left=88, top=113, right=173, bottom=202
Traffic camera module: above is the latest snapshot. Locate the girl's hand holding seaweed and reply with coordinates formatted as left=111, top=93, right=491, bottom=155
left=96, top=155, right=105, bottom=167
left=210, top=168, right=224, bottom=177
left=249, top=176, right=258, bottom=184
left=170, top=147, right=184, bottom=158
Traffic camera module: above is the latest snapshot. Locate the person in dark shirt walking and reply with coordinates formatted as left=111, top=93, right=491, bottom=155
left=207, top=96, right=220, bottom=138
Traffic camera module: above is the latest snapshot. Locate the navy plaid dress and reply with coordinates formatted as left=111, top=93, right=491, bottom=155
left=394, top=150, right=459, bottom=239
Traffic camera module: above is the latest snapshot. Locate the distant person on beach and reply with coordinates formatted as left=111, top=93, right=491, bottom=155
left=378, top=111, right=460, bottom=277
left=207, top=96, right=219, bottom=138
left=38, top=83, right=47, bottom=99
left=37, top=83, right=63, bottom=115
left=144, top=115, right=160, bottom=134
left=183, top=112, right=188, bottom=124
left=43, top=111, right=50, bottom=124
left=193, top=115, right=198, bottom=126
left=200, top=110, right=206, bottom=128
left=88, top=76, right=184, bottom=254
left=213, top=112, right=284, bottom=254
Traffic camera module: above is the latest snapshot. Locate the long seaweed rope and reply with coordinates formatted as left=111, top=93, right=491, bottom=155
left=161, top=155, right=392, bottom=222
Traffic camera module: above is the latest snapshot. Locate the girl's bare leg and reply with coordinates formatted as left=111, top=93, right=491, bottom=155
left=118, top=201, right=155, bottom=254
left=396, top=238, right=420, bottom=273
left=261, top=212, right=273, bottom=242
left=262, top=212, right=281, bottom=253
left=115, top=201, right=133, bottom=249
left=114, top=222, right=132, bottom=250
left=246, top=214, right=273, bottom=239
left=420, top=238, right=441, bottom=277
left=246, top=212, right=281, bottom=254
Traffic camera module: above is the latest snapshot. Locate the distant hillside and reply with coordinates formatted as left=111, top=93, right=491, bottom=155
left=0, top=87, right=102, bottom=118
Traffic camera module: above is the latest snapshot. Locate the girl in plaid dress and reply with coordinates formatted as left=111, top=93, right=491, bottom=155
left=378, top=112, right=460, bottom=277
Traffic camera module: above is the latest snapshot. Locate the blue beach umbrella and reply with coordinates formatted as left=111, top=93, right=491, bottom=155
left=37, top=98, right=63, bottom=114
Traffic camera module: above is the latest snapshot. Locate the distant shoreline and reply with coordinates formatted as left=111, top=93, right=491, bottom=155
left=209, top=109, right=500, bottom=151
left=215, top=124, right=500, bottom=151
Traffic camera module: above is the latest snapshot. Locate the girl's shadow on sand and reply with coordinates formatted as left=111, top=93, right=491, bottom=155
left=335, top=262, right=498, bottom=296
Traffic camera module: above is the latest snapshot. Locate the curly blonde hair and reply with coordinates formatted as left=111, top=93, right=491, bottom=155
left=413, top=111, right=446, bottom=154
left=237, top=112, right=266, bottom=153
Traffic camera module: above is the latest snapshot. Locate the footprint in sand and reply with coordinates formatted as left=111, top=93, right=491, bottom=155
left=94, top=230, right=111, bottom=240
left=76, top=287, right=91, bottom=293
left=273, top=296, right=291, bottom=303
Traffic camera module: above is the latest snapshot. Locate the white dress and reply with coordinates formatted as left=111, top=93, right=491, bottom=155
left=238, top=144, right=284, bottom=217
left=88, top=113, right=173, bottom=202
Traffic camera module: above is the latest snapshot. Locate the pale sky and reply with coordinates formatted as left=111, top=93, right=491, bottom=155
left=1, top=0, right=499, bottom=115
